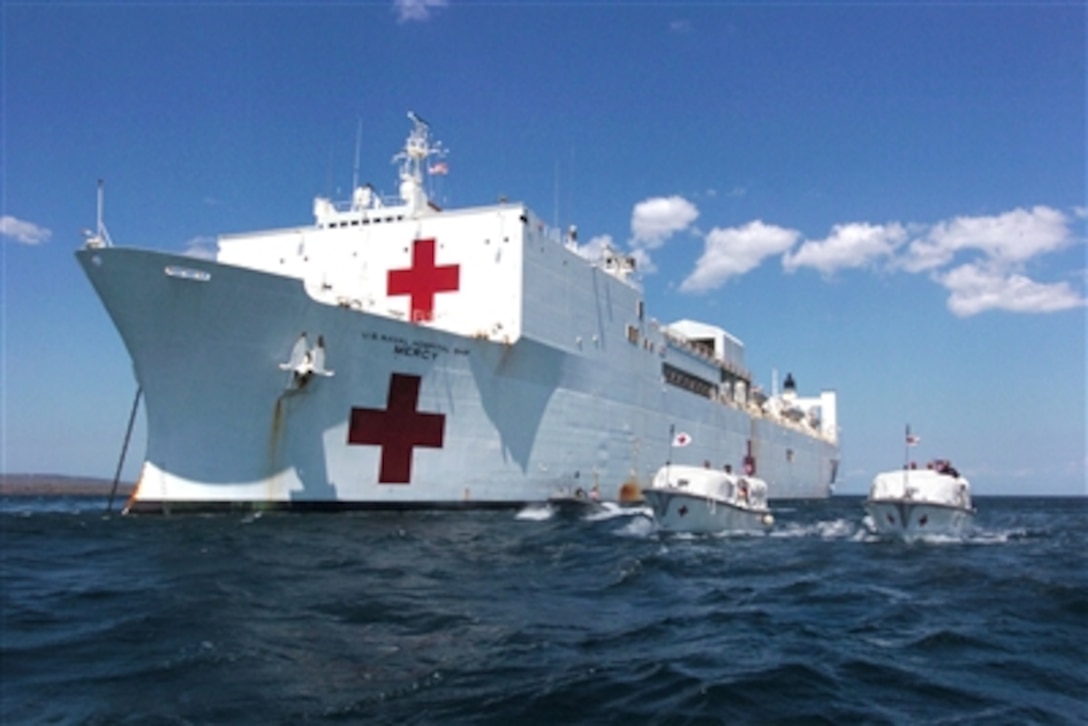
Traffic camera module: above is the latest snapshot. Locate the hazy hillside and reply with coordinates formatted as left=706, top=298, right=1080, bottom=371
left=0, top=474, right=135, bottom=496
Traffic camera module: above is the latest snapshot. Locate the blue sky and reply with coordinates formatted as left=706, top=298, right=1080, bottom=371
left=2, top=0, right=1085, bottom=496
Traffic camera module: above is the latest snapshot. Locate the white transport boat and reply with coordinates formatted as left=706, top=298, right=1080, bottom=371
left=643, top=464, right=775, bottom=534
left=865, top=461, right=974, bottom=538
left=77, top=112, right=840, bottom=513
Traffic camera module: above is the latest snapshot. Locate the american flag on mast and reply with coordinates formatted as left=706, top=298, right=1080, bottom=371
left=905, top=425, right=920, bottom=446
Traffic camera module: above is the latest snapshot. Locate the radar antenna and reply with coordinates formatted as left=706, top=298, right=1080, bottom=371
left=394, top=111, right=448, bottom=211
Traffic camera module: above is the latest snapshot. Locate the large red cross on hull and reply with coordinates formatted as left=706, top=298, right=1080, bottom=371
left=347, top=373, right=445, bottom=484
left=387, top=238, right=460, bottom=322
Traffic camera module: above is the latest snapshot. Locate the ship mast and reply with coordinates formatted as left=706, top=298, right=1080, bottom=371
left=394, top=111, right=447, bottom=213
left=83, top=179, right=114, bottom=248
left=351, top=118, right=363, bottom=192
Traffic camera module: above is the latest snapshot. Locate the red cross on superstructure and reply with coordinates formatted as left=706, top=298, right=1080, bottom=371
left=387, top=238, right=460, bottom=322
left=347, top=373, right=445, bottom=484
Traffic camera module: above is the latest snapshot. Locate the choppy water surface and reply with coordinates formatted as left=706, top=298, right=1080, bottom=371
left=2, top=496, right=1085, bottom=724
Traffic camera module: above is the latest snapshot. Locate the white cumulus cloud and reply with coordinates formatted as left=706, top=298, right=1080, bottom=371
left=613, top=193, right=1081, bottom=318
left=393, top=0, right=447, bottom=23
left=899, top=206, right=1085, bottom=316
left=783, top=221, right=907, bottom=275
left=1, top=215, right=52, bottom=245
left=631, top=195, right=699, bottom=250
left=680, top=221, right=800, bottom=293
left=937, top=262, right=1087, bottom=317
left=770, top=205, right=1083, bottom=316
left=901, top=206, right=1072, bottom=273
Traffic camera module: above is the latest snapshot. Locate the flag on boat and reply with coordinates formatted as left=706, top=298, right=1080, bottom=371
left=428, top=161, right=448, bottom=175
left=672, top=431, right=692, bottom=447
left=905, top=426, right=920, bottom=446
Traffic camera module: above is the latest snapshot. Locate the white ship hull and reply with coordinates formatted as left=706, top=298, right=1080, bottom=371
left=76, top=116, right=839, bottom=512
left=79, top=248, right=836, bottom=512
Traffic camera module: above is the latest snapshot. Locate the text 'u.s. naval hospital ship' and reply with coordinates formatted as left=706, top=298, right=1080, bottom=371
left=78, top=113, right=839, bottom=513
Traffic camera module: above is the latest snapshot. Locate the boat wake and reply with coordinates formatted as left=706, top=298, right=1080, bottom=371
left=950, top=526, right=1030, bottom=545
left=514, top=504, right=556, bottom=521
left=517, top=501, right=1029, bottom=548
left=770, top=518, right=872, bottom=541
left=584, top=502, right=651, bottom=522
left=854, top=514, right=1029, bottom=545
left=511, top=500, right=657, bottom=537
left=515, top=501, right=653, bottom=524
left=613, top=513, right=657, bottom=538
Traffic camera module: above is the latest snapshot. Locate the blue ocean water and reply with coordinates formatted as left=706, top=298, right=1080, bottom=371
left=2, top=495, right=1085, bottom=725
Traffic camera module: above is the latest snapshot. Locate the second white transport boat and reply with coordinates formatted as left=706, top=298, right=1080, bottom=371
left=643, top=465, right=775, bottom=534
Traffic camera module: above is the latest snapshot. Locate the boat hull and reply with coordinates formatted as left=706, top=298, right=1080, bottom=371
left=643, top=489, right=772, bottom=534
left=78, top=246, right=838, bottom=511
left=864, top=500, right=974, bottom=538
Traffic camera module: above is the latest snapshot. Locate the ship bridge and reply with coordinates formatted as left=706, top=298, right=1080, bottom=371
left=215, top=113, right=652, bottom=353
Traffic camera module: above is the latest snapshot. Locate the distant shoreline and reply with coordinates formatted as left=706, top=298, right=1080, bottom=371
left=0, top=474, right=135, bottom=497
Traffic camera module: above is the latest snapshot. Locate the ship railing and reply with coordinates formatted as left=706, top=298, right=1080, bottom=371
left=331, top=195, right=406, bottom=213
left=654, top=318, right=837, bottom=442
left=661, top=330, right=750, bottom=379
left=747, top=401, right=836, bottom=443
left=720, top=380, right=836, bottom=441
left=708, top=370, right=836, bottom=443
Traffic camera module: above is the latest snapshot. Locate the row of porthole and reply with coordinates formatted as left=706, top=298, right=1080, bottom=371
left=322, top=215, right=406, bottom=229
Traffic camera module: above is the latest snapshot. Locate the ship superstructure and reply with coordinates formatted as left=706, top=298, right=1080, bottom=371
left=78, top=113, right=838, bottom=511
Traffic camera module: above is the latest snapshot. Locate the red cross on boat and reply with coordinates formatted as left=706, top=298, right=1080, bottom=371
left=387, top=238, right=460, bottom=322
left=347, top=373, right=445, bottom=484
